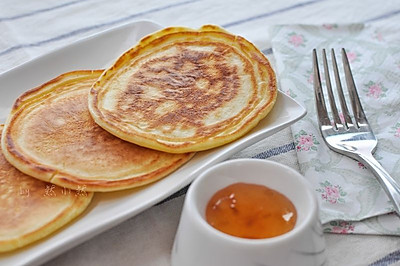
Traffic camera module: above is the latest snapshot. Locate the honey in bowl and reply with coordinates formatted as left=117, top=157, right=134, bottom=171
left=205, top=182, right=297, bottom=239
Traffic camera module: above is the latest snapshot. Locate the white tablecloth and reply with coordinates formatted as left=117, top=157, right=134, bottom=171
left=1, top=0, right=400, bottom=265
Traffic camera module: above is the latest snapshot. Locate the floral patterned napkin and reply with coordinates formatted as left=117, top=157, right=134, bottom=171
left=270, top=24, right=400, bottom=235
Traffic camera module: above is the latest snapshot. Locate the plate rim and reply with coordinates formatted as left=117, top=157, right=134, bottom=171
left=0, top=19, right=162, bottom=77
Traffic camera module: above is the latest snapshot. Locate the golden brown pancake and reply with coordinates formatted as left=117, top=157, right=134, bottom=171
left=1, top=70, right=193, bottom=192
left=0, top=124, right=93, bottom=252
left=89, top=25, right=277, bottom=153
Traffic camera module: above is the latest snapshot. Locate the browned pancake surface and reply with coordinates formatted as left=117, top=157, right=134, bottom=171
left=2, top=71, right=193, bottom=192
left=118, top=44, right=244, bottom=136
left=0, top=125, right=93, bottom=252
left=89, top=25, right=277, bottom=153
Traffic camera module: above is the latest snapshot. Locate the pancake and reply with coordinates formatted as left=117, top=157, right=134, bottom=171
left=0, top=124, right=93, bottom=252
left=1, top=70, right=194, bottom=192
left=88, top=25, right=277, bottom=153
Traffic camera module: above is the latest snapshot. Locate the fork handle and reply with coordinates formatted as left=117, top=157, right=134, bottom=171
left=358, top=153, right=400, bottom=216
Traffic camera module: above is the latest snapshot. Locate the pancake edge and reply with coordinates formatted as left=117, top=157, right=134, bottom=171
left=1, top=70, right=194, bottom=192
left=0, top=124, right=94, bottom=253
left=88, top=25, right=278, bottom=153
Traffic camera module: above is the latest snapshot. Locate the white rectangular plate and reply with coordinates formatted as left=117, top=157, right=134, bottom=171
left=0, top=20, right=306, bottom=266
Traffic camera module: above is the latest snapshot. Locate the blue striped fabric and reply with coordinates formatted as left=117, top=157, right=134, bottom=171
left=369, top=250, right=400, bottom=266
left=251, top=142, right=296, bottom=159
left=0, top=0, right=200, bottom=57
left=0, top=0, right=88, bottom=22
left=222, top=0, right=325, bottom=28
left=1, top=0, right=399, bottom=59
left=365, top=9, right=400, bottom=22
left=262, top=48, right=273, bottom=55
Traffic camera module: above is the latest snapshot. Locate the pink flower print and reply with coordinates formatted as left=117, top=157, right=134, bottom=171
left=390, top=123, right=400, bottom=138
left=289, top=35, right=303, bottom=47
left=368, top=84, right=382, bottom=98
left=284, top=89, right=297, bottom=98
left=305, top=69, right=313, bottom=84
left=308, top=74, right=313, bottom=84
left=294, top=130, right=320, bottom=151
left=288, top=32, right=306, bottom=47
left=358, top=162, right=367, bottom=169
left=299, top=135, right=314, bottom=150
left=346, top=51, right=358, bottom=63
left=325, top=221, right=355, bottom=234
left=324, top=186, right=340, bottom=203
left=363, top=81, right=388, bottom=99
left=316, top=181, right=347, bottom=204
left=373, top=31, right=384, bottom=41
left=322, top=24, right=338, bottom=30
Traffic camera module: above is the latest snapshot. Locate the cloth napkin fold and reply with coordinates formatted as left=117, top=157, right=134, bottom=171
left=270, top=24, right=400, bottom=235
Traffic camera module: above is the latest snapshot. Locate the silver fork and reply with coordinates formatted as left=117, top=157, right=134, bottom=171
left=313, top=48, right=400, bottom=216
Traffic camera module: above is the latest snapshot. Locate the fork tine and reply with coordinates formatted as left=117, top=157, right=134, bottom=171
left=313, top=49, right=331, bottom=127
left=322, top=49, right=341, bottom=128
left=331, top=49, right=353, bottom=129
left=341, top=48, right=368, bottom=128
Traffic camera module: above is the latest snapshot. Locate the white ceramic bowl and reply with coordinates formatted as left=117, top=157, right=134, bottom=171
left=171, top=158, right=326, bottom=266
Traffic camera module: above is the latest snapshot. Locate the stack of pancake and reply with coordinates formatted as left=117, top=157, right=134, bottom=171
left=0, top=25, right=277, bottom=252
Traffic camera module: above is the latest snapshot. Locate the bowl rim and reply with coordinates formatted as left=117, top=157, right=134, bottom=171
left=185, top=158, right=319, bottom=246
